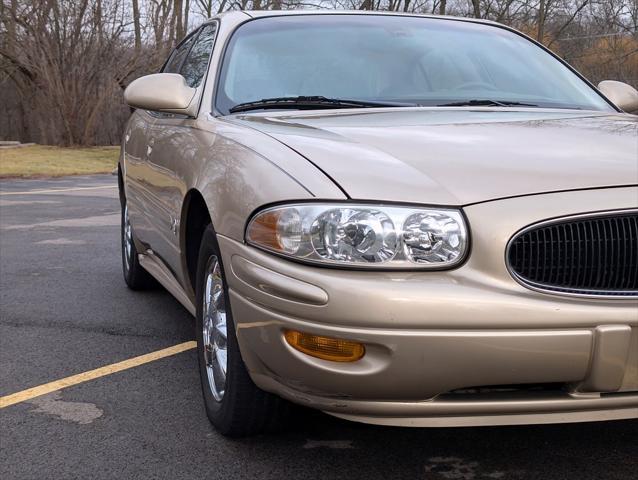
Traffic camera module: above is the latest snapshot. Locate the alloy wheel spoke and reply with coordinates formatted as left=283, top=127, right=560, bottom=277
left=212, top=286, right=223, bottom=305
left=212, top=354, right=226, bottom=389
left=204, top=343, right=214, bottom=365
left=214, top=348, right=228, bottom=375
left=214, top=314, right=227, bottom=338
left=123, top=205, right=132, bottom=269
left=202, top=255, right=228, bottom=402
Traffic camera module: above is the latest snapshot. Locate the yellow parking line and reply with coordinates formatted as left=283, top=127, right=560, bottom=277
left=0, top=341, right=196, bottom=409
left=0, top=185, right=117, bottom=196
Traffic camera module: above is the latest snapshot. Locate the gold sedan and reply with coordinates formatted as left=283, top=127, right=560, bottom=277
left=120, top=10, right=638, bottom=436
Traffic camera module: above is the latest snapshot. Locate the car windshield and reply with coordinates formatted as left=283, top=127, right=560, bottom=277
left=216, top=15, right=614, bottom=114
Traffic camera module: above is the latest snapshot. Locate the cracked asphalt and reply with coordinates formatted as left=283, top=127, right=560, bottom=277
left=1, top=175, right=636, bottom=480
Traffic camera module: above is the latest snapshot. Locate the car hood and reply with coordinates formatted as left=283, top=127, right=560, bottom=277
left=229, top=108, right=638, bottom=205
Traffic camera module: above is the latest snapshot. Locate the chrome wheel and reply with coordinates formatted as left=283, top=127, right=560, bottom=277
left=123, top=204, right=133, bottom=271
left=202, top=256, right=228, bottom=402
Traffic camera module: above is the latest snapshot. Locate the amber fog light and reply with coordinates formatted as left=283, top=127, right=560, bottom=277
left=284, top=330, right=365, bottom=362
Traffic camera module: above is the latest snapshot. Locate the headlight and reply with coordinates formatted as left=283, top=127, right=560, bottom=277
left=246, top=203, right=468, bottom=269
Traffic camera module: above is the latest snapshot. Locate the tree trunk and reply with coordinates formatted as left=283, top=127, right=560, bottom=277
left=184, top=0, right=190, bottom=33
left=132, top=0, right=141, bottom=52
left=168, top=0, right=177, bottom=46
left=175, top=0, right=184, bottom=42
left=537, top=0, right=546, bottom=42
left=6, top=0, right=17, bottom=43
left=96, top=0, right=103, bottom=38
left=439, top=0, right=446, bottom=15
left=472, top=0, right=481, bottom=18
left=359, top=0, right=373, bottom=10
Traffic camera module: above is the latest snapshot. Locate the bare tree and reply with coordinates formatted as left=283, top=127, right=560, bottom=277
left=1, top=0, right=637, bottom=146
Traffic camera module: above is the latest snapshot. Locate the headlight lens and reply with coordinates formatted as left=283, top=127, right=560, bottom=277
left=402, top=212, right=464, bottom=264
left=311, top=208, right=398, bottom=263
left=246, top=203, right=468, bottom=269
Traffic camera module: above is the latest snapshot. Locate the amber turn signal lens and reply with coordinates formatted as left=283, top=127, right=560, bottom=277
left=284, top=330, right=365, bottom=362
left=246, top=211, right=283, bottom=250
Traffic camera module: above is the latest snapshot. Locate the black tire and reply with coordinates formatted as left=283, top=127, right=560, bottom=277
left=195, top=224, right=291, bottom=437
left=121, top=198, right=156, bottom=290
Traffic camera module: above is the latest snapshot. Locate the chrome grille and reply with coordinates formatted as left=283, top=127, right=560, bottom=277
left=507, top=212, right=638, bottom=296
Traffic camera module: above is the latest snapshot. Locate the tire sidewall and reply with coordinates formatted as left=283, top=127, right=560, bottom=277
left=120, top=196, right=155, bottom=290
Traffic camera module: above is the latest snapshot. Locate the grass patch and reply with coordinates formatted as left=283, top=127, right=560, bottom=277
left=0, top=145, right=119, bottom=178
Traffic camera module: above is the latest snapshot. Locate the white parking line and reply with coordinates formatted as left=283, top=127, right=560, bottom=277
left=0, top=185, right=117, bottom=196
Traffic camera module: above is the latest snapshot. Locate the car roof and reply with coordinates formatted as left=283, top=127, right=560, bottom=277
left=210, top=9, right=499, bottom=27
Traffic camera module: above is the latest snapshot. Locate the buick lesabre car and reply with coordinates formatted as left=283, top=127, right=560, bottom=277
left=120, top=11, right=638, bottom=436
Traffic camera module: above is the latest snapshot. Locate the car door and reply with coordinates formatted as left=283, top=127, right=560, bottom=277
left=122, top=108, right=158, bottom=246
left=143, top=23, right=219, bottom=277
left=124, top=33, right=200, bottom=253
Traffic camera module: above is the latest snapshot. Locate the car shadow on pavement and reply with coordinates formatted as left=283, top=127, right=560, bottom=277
left=225, top=411, right=637, bottom=479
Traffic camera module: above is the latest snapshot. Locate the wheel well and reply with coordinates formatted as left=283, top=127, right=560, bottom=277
left=182, top=190, right=212, bottom=295
left=117, top=164, right=125, bottom=207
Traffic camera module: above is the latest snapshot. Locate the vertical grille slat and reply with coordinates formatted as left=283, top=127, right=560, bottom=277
left=566, top=223, right=574, bottom=287
left=584, top=221, right=592, bottom=288
left=603, top=218, right=622, bottom=285
left=620, top=218, right=630, bottom=288
left=594, top=220, right=603, bottom=289
left=629, top=216, right=638, bottom=289
left=614, top=217, right=624, bottom=289
left=507, top=212, right=638, bottom=296
left=575, top=221, right=583, bottom=288
left=548, top=226, right=555, bottom=285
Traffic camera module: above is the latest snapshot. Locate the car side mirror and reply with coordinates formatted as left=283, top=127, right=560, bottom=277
left=124, top=73, right=198, bottom=116
left=598, top=80, right=638, bottom=113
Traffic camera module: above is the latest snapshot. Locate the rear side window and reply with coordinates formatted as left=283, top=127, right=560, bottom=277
left=180, top=23, right=218, bottom=88
left=163, top=34, right=198, bottom=73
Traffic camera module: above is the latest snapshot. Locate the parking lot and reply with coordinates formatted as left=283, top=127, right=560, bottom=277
left=0, top=174, right=636, bottom=480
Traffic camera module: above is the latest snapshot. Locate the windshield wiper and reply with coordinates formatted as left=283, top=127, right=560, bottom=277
left=437, top=99, right=540, bottom=107
left=229, top=96, right=416, bottom=113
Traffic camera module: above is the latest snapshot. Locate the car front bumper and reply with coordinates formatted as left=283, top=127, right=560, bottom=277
left=218, top=187, right=638, bottom=426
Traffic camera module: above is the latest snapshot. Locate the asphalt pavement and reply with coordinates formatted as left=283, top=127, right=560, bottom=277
left=0, top=175, right=636, bottom=480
